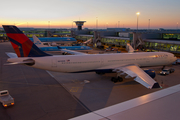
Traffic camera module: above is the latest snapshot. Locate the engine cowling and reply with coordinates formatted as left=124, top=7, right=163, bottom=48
left=23, top=59, right=35, bottom=66
left=143, top=69, right=156, bottom=78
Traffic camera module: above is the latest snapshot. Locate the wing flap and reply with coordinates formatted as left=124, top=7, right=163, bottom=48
left=134, top=76, right=151, bottom=89
left=115, top=64, right=160, bottom=89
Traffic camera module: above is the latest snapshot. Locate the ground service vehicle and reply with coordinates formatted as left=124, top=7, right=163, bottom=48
left=0, top=90, right=14, bottom=107
left=160, top=68, right=175, bottom=75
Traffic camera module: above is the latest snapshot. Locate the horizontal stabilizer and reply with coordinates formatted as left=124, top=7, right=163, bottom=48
left=6, top=52, right=18, bottom=58
left=4, top=59, right=35, bottom=66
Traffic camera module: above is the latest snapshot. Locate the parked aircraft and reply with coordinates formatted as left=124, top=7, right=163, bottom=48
left=126, top=43, right=135, bottom=53
left=3, top=25, right=177, bottom=89
left=32, top=35, right=92, bottom=52
left=29, top=36, right=76, bottom=46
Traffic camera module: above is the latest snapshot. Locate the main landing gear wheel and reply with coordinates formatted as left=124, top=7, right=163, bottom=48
left=111, top=77, right=123, bottom=83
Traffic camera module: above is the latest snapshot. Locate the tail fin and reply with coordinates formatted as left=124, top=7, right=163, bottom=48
left=33, top=35, right=48, bottom=47
left=126, top=43, right=134, bottom=53
left=3, top=25, right=51, bottom=57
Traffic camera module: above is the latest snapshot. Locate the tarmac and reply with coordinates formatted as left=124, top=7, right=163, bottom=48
left=0, top=42, right=180, bottom=120
left=0, top=42, right=88, bottom=120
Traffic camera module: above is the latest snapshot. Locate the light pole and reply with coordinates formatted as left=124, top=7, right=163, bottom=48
left=118, top=21, right=120, bottom=28
left=148, top=19, right=150, bottom=29
left=48, top=21, right=50, bottom=30
left=177, top=22, right=178, bottom=29
left=96, top=17, right=98, bottom=30
left=72, top=21, right=73, bottom=28
left=136, top=12, right=140, bottom=31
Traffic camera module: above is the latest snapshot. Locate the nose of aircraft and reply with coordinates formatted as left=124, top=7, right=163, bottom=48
left=169, top=53, right=177, bottom=63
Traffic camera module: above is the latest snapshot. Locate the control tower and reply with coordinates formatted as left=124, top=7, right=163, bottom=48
left=74, top=21, right=86, bottom=30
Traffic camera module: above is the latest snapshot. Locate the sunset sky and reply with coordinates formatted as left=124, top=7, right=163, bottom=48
left=0, top=0, right=180, bottom=29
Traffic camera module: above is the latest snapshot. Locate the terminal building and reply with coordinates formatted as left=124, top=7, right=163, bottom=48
left=71, top=27, right=180, bottom=54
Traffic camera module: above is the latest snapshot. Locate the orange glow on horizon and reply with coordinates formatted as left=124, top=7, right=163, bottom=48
left=0, top=19, right=179, bottom=29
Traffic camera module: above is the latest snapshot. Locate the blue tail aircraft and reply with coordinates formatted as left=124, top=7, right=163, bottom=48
left=32, top=35, right=92, bottom=52
left=29, top=37, right=76, bottom=43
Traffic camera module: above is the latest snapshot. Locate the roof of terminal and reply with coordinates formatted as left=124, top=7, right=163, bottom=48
left=78, top=35, right=93, bottom=37
left=144, top=39, right=180, bottom=45
left=104, top=36, right=130, bottom=40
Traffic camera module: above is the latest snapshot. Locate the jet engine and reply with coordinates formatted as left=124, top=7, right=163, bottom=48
left=23, top=59, right=35, bottom=66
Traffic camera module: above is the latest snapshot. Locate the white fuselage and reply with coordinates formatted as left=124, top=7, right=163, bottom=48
left=7, top=52, right=177, bottom=73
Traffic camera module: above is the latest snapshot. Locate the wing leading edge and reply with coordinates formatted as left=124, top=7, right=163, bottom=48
left=57, top=46, right=88, bottom=55
left=113, top=64, right=160, bottom=89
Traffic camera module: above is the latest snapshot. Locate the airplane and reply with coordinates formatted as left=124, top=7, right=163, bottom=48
left=29, top=36, right=76, bottom=46
left=126, top=43, right=135, bottom=53
left=3, top=25, right=177, bottom=89
left=32, top=35, right=92, bottom=53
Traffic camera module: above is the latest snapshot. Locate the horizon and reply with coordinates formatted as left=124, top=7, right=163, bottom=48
left=0, top=0, right=180, bottom=29
left=0, top=25, right=180, bottom=30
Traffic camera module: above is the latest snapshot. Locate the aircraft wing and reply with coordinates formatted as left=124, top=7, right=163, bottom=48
left=57, top=46, right=88, bottom=55
left=113, top=64, right=160, bottom=89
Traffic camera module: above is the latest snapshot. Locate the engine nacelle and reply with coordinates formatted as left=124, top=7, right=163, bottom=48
left=23, top=59, right=35, bottom=66
left=143, top=69, right=156, bottom=78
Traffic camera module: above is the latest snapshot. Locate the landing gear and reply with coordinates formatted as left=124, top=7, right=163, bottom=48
left=162, top=65, right=165, bottom=70
left=111, top=77, right=123, bottom=83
